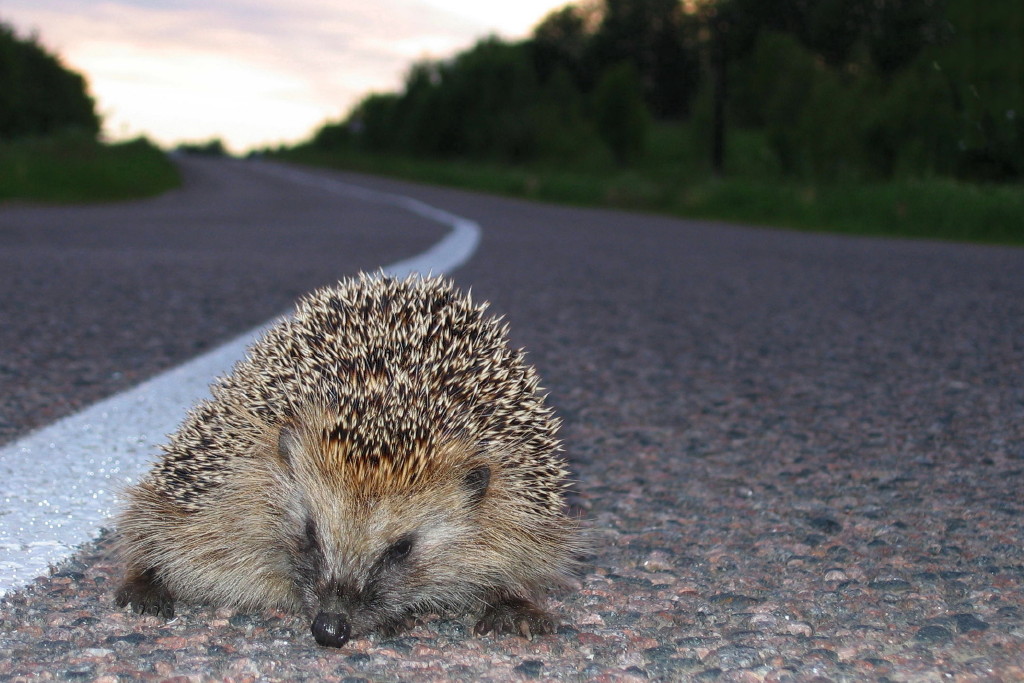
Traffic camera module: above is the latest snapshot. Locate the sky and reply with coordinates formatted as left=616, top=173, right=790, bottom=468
left=3, top=0, right=571, bottom=152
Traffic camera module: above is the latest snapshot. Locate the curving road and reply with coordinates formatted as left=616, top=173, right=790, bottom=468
left=0, top=157, right=448, bottom=444
left=1, top=157, right=1023, bottom=680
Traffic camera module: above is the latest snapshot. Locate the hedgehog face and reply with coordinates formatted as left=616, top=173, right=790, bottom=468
left=275, top=417, right=494, bottom=648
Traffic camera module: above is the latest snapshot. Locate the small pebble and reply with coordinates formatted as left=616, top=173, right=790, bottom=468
left=105, top=633, right=146, bottom=646
left=61, top=666, right=95, bottom=681
left=824, top=568, right=849, bottom=582
left=709, top=593, right=763, bottom=608
left=513, top=659, right=545, bottom=678
left=642, top=551, right=675, bottom=572
left=712, top=644, right=763, bottom=669
left=782, top=621, right=813, bottom=637
left=807, top=517, right=842, bottom=534
left=916, top=625, right=954, bottom=643
left=952, top=614, right=989, bottom=633
left=868, top=578, right=913, bottom=593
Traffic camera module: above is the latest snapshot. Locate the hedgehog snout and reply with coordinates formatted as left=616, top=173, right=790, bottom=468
left=310, top=579, right=363, bottom=647
left=311, top=610, right=351, bottom=648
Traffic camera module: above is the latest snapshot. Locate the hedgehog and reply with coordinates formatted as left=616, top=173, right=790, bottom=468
left=114, top=273, right=580, bottom=647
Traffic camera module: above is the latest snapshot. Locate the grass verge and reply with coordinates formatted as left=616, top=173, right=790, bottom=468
left=274, top=143, right=1024, bottom=246
left=0, top=134, right=180, bottom=203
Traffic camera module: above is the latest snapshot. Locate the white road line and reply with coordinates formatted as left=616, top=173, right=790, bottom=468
left=0, top=162, right=481, bottom=596
left=248, top=162, right=480, bottom=278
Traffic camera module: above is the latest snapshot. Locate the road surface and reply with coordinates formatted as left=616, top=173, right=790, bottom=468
left=1, top=157, right=1022, bottom=681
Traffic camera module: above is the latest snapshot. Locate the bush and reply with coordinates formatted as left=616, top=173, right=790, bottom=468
left=860, top=59, right=960, bottom=178
left=592, top=61, right=650, bottom=165
left=733, top=31, right=967, bottom=181
left=0, top=133, right=179, bottom=202
left=735, top=32, right=821, bottom=176
left=176, top=138, right=228, bottom=156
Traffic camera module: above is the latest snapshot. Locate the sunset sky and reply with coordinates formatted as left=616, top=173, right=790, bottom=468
left=3, top=0, right=570, bottom=152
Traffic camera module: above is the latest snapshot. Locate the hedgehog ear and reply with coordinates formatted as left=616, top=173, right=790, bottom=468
left=463, top=465, right=490, bottom=506
left=277, top=423, right=303, bottom=472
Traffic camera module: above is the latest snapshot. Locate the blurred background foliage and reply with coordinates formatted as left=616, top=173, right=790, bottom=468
left=300, top=0, right=1023, bottom=184
left=0, top=22, right=177, bottom=202
left=1, top=3, right=1019, bottom=235
left=0, top=22, right=99, bottom=140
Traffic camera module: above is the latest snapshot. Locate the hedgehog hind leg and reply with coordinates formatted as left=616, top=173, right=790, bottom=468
left=474, top=594, right=556, bottom=640
left=116, top=567, right=176, bottom=619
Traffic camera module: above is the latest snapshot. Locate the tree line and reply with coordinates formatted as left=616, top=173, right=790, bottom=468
left=0, top=21, right=100, bottom=140
left=305, top=0, right=1023, bottom=182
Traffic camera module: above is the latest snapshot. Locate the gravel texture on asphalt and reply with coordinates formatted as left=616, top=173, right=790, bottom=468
left=2, top=161, right=1023, bottom=681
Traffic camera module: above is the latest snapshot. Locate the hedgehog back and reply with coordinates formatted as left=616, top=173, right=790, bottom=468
left=147, top=275, right=565, bottom=515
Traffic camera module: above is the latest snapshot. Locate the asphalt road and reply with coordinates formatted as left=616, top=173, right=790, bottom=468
left=0, top=157, right=445, bottom=444
left=1, top=157, right=1023, bottom=681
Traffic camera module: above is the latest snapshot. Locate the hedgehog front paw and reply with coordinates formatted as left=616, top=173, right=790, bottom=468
left=474, top=596, right=556, bottom=640
left=116, top=568, right=175, bottom=618
left=372, top=614, right=419, bottom=643
left=377, top=613, right=420, bottom=639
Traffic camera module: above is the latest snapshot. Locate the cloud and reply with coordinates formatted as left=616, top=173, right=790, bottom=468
left=2, top=0, right=560, bottom=151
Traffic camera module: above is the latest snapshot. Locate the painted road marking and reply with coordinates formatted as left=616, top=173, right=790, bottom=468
left=0, top=162, right=481, bottom=596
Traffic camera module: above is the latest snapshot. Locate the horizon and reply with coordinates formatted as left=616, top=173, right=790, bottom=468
left=3, top=0, right=570, bottom=153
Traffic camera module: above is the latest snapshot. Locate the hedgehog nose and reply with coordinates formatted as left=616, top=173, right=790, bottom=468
left=311, top=611, right=351, bottom=648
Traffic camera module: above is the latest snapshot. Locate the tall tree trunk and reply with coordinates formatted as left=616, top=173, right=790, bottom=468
left=711, top=14, right=726, bottom=177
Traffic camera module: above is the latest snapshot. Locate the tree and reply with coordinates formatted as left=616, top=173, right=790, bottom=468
left=347, top=93, right=400, bottom=153
left=691, top=0, right=952, bottom=175
left=0, top=22, right=100, bottom=139
left=593, top=61, right=649, bottom=165
left=591, top=0, right=701, bottom=119
left=691, top=0, right=761, bottom=174
left=531, top=3, right=599, bottom=90
left=937, top=0, right=1022, bottom=179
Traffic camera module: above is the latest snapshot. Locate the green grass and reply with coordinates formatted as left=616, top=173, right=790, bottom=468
left=670, top=178, right=1024, bottom=245
left=0, top=133, right=180, bottom=203
left=274, top=124, right=1024, bottom=246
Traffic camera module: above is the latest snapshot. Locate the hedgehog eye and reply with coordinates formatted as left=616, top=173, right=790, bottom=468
left=381, top=535, right=415, bottom=567
left=463, top=465, right=491, bottom=506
